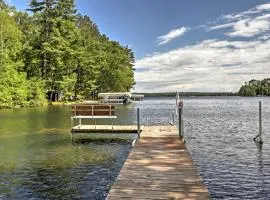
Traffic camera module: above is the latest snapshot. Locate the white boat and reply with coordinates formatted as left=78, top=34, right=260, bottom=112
left=98, top=92, right=132, bottom=104
left=131, top=94, right=144, bottom=101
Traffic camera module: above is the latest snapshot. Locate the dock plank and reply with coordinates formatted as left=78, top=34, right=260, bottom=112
left=106, top=126, right=210, bottom=200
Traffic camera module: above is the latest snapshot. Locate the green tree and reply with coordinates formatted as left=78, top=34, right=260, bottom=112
left=0, top=10, right=28, bottom=107
left=95, top=39, right=135, bottom=93
left=0, top=0, right=136, bottom=107
left=239, top=78, right=270, bottom=96
left=238, top=85, right=256, bottom=96
left=28, top=0, right=78, bottom=100
left=73, top=15, right=101, bottom=99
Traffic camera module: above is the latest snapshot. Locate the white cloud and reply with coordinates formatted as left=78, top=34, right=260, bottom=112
left=256, top=13, right=270, bottom=20
left=256, top=3, right=270, bottom=10
left=135, top=38, right=270, bottom=92
left=221, top=3, right=270, bottom=20
left=134, top=3, right=270, bottom=92
left=208, top=23, right=234, bottom=30
left=227, top=19, right=270, bottom=37
left=209, top=3, right=270, bottom=37
left=157, top=27, right=187, bottom=45
left=222, top=10, right=260, bottom=20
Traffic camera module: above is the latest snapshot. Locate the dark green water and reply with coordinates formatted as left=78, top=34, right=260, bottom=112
left=0, top=105, right=132, bottom=199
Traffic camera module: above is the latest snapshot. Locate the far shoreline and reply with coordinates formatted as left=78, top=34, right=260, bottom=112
left=134, top=92, right=238, bottom=97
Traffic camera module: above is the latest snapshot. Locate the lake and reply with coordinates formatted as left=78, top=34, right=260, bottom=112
left=0, top=97, right=270, bottom=199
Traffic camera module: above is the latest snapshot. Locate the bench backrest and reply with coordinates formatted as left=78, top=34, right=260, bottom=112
left=71, top=104, right=116, bottom=116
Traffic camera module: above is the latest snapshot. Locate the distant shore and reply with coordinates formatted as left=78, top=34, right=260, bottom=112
left=134, top=92, right=238, bottom=97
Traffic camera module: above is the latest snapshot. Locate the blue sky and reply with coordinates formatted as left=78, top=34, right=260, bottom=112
left=8, top=0, right=270, bottom=92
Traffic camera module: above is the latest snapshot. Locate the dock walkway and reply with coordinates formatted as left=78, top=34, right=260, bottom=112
left=106, top=126, right=210, bottom=200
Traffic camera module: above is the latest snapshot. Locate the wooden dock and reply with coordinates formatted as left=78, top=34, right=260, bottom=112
left=106, top=126, right=210, bottom=200
left=71, top=125, right=143, bottom=133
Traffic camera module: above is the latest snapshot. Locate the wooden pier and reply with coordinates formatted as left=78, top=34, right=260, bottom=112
left=71, top=125, right=143, bottom=134
left=106, top=126, right=210, bottom=200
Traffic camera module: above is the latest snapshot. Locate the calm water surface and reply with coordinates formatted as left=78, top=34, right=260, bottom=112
left=0, top=97, right=270, bottom=199
left=0, top=106, right=132, bottom=199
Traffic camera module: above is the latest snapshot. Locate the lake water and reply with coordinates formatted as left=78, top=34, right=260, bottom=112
left=0, top=97, right=270, bottom=199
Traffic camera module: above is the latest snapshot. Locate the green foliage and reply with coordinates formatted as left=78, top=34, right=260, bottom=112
left=58, top=74, right=76, bottom=101
left=28, top=78, right=47, bottom=106
left=0, top=0, right=135, bottom=108
left=0, top=66, right=28, bottom=107
left=0, top=10, right=29, bottom=108
left=238, top=78, right=270, bottom=96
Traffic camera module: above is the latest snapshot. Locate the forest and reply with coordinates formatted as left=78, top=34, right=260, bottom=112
left=238, top=78, right=270, bottom=96
left=0, top=0, right=135, bottom=108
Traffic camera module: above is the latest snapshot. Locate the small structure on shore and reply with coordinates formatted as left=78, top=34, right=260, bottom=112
left=98, top=92, right=132, bottom=104
left=98, top=92, right=144, bottom=104
left=131, top=94, right=144, bottom=101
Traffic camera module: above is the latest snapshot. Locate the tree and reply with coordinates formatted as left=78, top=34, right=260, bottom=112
left=95, top=39, right=135, bottom=93
left=0, top=0, right=136, bottom=107
left=0, top=10, right=46, bottom=107
left=28, top=0, right=57, bottom=78
left=28, top=0, right=78, bottom=100
left=239, top=78, right=270, bottom=96
left=73, top=15, right=101, bottom=99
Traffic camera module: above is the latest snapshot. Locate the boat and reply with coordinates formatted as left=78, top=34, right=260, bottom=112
left=98, top=92, right=132, bottom=104
left=131, top=94, right=144, bottom=101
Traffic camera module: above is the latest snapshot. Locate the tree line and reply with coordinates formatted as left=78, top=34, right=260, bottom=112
left=0, top=0, right=135, bottom=108
left=238, top=78, right=270, bottom=96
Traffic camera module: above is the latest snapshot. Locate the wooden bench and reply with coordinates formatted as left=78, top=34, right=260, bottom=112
left=71, top=104, right=117, bottom=126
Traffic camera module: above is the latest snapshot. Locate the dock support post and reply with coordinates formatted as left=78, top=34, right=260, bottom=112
left=254, top=101, right=263, bottom=144
left=71, top=132, right=74, bottom=143
left=70, top=117, right=74, bottom=143
left=171, top=111, right=175, bottom=125
left=259, top=101, right=262, bottom=143
left=71, top=117, right=74, bottom=133
left=137, top=108, right=140, bottom=139
left=178, top=107, right=182, bottom=140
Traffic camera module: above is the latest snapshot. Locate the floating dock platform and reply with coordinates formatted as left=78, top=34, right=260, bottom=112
left=71, top=125, right=143, bottom=134
left=106, top=126, right=210, bottom=200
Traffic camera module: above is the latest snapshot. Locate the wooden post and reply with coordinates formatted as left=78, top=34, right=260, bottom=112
left=172, top=112, right=175, bottom=125
left=71, top=117, right=74, bottom=129
left=178, top=107, right=182, bottom=140
left=70, top=117, right=74, bottom=143
left=254, top=101, right=263, bottom=144
left=258, top=101, right=263, bottom=144
left=137, top=108, right=140, bottom=139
